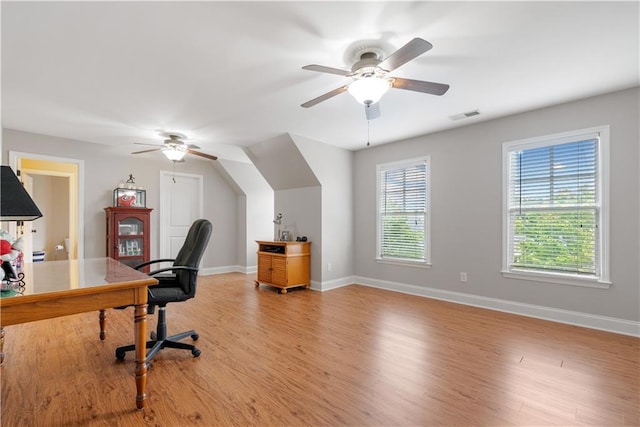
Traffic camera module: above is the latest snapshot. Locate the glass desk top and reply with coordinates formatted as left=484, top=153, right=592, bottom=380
left=0, top=257, right=155, bottom=302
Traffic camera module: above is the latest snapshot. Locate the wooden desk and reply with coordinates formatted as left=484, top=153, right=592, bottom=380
left=0, top=257, right=158, bottom=409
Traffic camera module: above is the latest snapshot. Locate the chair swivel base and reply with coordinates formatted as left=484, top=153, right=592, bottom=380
left=115, top=331, right=201, bottom=362
left=115, top=307, right=201, bottom=363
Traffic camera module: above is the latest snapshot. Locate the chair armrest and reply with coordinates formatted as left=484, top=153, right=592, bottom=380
left=134, top=259, right=176, bottom=270
left=147, top=265, right=199, bottom=276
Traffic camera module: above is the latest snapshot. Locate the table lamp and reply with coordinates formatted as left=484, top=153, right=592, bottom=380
left=1, top=166, right=43, bottom=221
left=1, top=166, right=43, bottom=286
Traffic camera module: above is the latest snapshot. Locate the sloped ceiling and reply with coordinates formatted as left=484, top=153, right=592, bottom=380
left=244, top=134, right=320, bottom=191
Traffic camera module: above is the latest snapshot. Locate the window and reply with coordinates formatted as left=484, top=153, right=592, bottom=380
left=377, top=156, right=430, bottom=266
left=502, top=126, right=610, bottom=287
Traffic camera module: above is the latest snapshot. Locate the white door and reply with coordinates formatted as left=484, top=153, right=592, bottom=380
left=159, top=171, right=203, bottom=259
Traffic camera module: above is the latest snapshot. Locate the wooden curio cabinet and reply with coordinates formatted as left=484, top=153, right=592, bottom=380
left=254, top=241, right=311, bottom=294
left=105, top=207, right=152, bottom=271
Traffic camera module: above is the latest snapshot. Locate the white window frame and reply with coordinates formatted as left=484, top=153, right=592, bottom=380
left=376, top=156, right=431, bottom=268
left=501, top=125, right=610, bottom=288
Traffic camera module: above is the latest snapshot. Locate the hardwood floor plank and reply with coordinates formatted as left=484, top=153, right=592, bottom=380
left=1, top=273, right=638, bottom=426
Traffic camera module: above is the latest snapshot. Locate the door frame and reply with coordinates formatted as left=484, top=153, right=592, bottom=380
left=9, top=151, right=85, bottom=259
left=159, top=170, right=203, bottom=258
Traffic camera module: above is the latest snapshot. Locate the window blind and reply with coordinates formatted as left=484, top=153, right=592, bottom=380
left=378, top=159, right=427, bottom=262
left=508, top=137, right=599, bottom=275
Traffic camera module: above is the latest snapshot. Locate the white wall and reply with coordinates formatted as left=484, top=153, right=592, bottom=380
left=2, top=129, right=240, bottom=271
left=353, top=87, right=640, bottom=323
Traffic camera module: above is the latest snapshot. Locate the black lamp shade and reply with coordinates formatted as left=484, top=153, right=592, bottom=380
left=0, top=166, right=43, bottom=221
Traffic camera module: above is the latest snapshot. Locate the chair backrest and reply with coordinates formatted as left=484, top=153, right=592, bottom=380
left=174, top=219, right=212, bottom=294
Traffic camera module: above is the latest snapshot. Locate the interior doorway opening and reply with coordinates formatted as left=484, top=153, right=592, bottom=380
left=8, top=152, right=84, bottom=261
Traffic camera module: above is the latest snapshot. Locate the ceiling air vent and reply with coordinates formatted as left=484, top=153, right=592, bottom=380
left=449, top=109, right=480, bottom=121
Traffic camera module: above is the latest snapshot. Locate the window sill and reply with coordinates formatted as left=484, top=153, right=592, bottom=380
left=501, top=269, right=611, bottom=289
left=376, top=258, right=432, bottom=269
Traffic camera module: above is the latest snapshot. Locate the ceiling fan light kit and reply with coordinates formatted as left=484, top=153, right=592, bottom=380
left=348, top=77, right=391, bottom=105
left=163, top=147, right=187, bottom=162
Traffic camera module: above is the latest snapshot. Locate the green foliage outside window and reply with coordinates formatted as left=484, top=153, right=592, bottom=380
left=381, top=214, right=425, bottom=260
left=512, top=209, right=596, bottom=274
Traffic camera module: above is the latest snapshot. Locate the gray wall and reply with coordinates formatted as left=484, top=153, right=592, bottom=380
left=2, top=129, right=239, bottom=271
left=353, top=87, right=640, bottom=322
left=215, top=158, right=274, bottom=270
left=293, top=134, right=354, bottom=284
left=274, top=186, right=322, bottom=283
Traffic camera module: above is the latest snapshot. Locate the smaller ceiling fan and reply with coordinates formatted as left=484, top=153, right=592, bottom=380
left=132, top=132, right=218, bottom=162
left=301, top=37, right=450, bottom=119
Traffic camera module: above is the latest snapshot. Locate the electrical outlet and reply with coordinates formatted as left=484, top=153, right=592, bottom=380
left=460, top=272, right=468, bottom=282
left=327, top=263, right=332, bottom=272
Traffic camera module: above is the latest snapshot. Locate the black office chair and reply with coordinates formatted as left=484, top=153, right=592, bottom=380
left=115, top=219, right=212, bottom=363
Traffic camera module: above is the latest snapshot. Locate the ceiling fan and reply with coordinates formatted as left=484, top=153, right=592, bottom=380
left=301, top=38, right=450, bottom=120
left=132, top=132, right=218, bottom=162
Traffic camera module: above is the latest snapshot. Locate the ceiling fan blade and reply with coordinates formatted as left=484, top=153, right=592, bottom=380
left=302, top=64, right=350, bottom=76
left=132, top=148, right=163, bottom=154
left=301, top=85, right=348, bottom=108
left=365, top=102, right=381, bottom=120
left=134, top=142, right=163, bottom=147
left=187, top=149, right=218, bottom=161
left=185, top=144, right=201, bottom=150
left=391, top=77, right=450, bottom=96
left=378, top=38, right=433, bottom=72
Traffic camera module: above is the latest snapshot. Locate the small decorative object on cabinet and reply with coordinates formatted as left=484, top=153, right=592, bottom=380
left=105, top=207, right=152, bottom=271
left=113, top=174, right=146, bottom=207
left=254, top=240, right=311, bottom=294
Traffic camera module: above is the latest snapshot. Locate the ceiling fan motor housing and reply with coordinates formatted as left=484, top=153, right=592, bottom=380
left=351, top=51, right=384, bottom=76
left=165, top=138, right=185, bottom=146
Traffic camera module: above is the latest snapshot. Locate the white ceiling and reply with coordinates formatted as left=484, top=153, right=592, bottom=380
left=2, top=1, right=638, bottom=162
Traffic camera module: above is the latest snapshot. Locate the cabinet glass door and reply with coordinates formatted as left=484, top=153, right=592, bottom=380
left=117, top=217, right=144, bottom=268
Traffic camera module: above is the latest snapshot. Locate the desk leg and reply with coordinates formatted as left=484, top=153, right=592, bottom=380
left=0, top=327, right=4, bottom=365
left=99, top=309, right=107, bottom=340
left=134, top=302, right=148, bottom=409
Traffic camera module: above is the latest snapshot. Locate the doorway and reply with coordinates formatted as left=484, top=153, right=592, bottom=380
left=9, top=151, right=84, bottom=261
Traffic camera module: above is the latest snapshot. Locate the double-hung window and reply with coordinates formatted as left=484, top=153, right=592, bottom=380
left=502, top=126, right=610, bottom=287
left=376, top=156, right=430, bottom=266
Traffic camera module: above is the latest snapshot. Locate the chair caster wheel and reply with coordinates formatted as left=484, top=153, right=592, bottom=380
left=115, top=350, right=126, bottom=360
left=150, top=332, right=157, bottom=340
left=192, top=348, right=201, bottom=357
left=191, top=333, right=199, bottom=341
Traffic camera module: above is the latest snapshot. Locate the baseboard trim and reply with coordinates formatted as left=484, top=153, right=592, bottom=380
left=316, top=276, right=355, bottom=291
left=200, top=265, right=248, bottom=275
left=332, top=275, right=639, bottom=337
left=202, top=269, right=639, bottom=336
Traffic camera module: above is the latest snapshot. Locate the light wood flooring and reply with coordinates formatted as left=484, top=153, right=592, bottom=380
left=1, top=272, right=638, bottom=426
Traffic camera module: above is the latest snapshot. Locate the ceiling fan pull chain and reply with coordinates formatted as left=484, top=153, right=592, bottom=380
left=367, top=119, right=370, bottom=147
